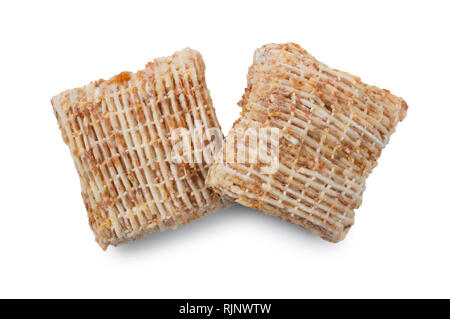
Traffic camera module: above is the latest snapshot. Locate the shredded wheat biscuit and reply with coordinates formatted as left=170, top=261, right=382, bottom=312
left=52, top=48, right=229, bottom=249
left=207, top=43, right=407, bottom=242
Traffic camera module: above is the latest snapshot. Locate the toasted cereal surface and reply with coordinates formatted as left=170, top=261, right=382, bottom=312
left=52, top=48, right=229, bottom=249
left=207, top=43, right=408, bottom=242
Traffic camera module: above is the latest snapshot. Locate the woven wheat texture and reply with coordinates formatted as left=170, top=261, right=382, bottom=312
left=207, top=43, right=408, bottom=242
left=52, top=48, right=229, bottom=249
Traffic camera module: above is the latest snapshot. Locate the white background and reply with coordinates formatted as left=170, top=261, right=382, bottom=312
left=0, top=0, right=449, bottom=298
